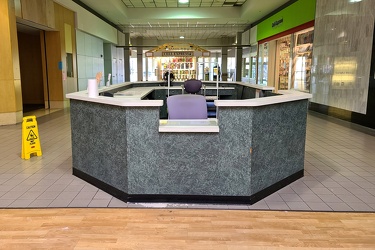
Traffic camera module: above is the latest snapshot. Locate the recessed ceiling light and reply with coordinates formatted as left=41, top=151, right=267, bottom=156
left=179, top=0, right=189, bottom=3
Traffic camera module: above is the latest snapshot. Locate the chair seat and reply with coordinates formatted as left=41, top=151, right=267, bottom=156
left=167, top=95, right=208, bottom=119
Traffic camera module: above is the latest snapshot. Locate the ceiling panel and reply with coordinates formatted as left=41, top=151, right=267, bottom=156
left=78, top=0, right=291, bottom=41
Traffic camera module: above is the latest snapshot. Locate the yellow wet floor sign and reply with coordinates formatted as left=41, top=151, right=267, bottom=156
left=22, top=116, right=42, bottom=159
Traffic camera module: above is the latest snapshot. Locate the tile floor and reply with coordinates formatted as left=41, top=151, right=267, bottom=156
left=1, top=109, right=375, bottom=211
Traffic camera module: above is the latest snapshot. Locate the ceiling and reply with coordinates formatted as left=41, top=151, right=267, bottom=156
left=119, top=0, right=248, bottom=8
left=75, top=0, right=292, bottom=41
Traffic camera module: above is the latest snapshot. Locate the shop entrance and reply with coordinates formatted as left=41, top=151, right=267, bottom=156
left=257, top=26, right=314, bottom=92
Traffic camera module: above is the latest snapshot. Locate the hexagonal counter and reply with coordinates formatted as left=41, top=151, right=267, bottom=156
left=66, top=81, right=311, bottom=204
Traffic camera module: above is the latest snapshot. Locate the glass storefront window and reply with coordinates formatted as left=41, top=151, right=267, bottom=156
left=129, top=48, right=242, bottom=82
left=225, top=57, right=234, bottom=81
left=242, top=57, right=250, bottom=78
left=292, top=27, right=314, bottom=92
left=130, top=57, right=137, bottom=82
left=241, top=47, right=250, bottom=83
left=257, top=43, right=268, bottom=85
left=250, top=56, right=256, bottom=79
left=256, top=27, right=314, bottom=91
left=277, top=35, right=292, bottom=90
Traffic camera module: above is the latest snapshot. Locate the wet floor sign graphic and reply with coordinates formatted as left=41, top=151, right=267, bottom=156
left=22, top=116, right=42, bottom=160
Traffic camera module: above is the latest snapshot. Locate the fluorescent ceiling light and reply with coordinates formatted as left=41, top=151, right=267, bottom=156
left=179, top=0, right=189, bottom=3
left=180, top=36, right=185, bottom=39
left=349, top=0, right=362, bottom=2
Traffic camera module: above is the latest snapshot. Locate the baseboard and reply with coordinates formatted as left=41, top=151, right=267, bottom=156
left=73, top=168, right=303, bottom=205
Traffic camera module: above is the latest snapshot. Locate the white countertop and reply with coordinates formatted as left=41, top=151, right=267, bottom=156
left=66, top=81, right=310, bottom=108
left=214, top=90, right=312, bottom=107
left=204, top=81, right=275, bottom=91
left=113, top=87, right=155, bottom=99
left=159, top=119, right=219, bottom=133
left=113, top=85, right=234, bottom=100
left=66, top=84, right=163, bottom=107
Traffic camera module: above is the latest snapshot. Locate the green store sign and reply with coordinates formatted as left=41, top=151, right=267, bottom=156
left=257, top=0, right=316, bottom=41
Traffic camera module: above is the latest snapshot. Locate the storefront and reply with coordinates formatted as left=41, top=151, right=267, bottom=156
left=256, top=0, right=316, bottom=92
left=145, top=43, right=210, bottom=81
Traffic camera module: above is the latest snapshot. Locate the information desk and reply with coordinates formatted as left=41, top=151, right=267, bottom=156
left=66, top=81, right=311, bottom=204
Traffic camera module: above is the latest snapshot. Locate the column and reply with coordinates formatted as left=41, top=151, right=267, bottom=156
left=0, top=0, right=22, bottom=125
left=137, top=37, right=143, bottom=81
left=123, top=32, right=131, bottom=82
left=221, top=47, right=228, bottom=81
left=235, top=32, right=243, bottom=82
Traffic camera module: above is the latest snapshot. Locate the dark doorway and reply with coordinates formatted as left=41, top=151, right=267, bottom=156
left=17, top=23, right=46, bottom=113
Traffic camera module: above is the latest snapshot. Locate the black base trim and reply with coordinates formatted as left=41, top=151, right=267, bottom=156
left=73, top=168, right=303, bottom=205
left=73, top=168, right=128, bottom=202
left=249, top=170, right=303, bottom=204
left=126, top=194, right=252, bottom=204
left=309, top=102, right=375, bottom=130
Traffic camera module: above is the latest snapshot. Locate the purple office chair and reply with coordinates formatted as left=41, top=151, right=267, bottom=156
left=184, top=79, right=202, bottom=94
left=167, top=95, right=208, bottom=119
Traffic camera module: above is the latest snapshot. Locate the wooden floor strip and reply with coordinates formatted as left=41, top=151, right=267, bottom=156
left=0, top=208, right=375, bottom=249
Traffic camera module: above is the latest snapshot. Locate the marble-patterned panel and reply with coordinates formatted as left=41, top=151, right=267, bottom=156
left=125, top=107, right=162, bottom=194
left=311, top=0, right=375, bottom=114
left=126, top=107, right=254, bottom=196
left=216, top=107, right=253, bottom=195
left=70, top=100, right=128, bottom=192
left=125, top=107, right=255, bottom=196
left=250, top=100, right=308, bottom=193
left=69, top=95, right=309, bottom=200
left=155, top=133, right=222, bottom=195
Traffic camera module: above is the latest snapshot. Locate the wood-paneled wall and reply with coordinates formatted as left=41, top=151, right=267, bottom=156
left=43, top=3, right=76, bottom=106
left=18, top=0, right=76, bottom=107
left=57, top=2, right=77, bottom=96
left=20, top=0, right=55, bottom=29
left=1, top=0, right=77, bottom=121
left=0, top=0, right=22, bottom=115
left=44, top=31, right=63, bottom=103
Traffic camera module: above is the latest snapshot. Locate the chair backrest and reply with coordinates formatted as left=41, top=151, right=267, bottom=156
left=184, top=79, right=202, bottom=94
left=167, top=94, right=208, bottom=119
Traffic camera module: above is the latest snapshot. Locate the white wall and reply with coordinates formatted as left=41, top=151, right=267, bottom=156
left=53, top=0, right=118, bottom=44
left=250, top=26, right=257, bottom=46
left=242, top=30, right=250, bottom=45
left=76, top=30, right=104, bottom=91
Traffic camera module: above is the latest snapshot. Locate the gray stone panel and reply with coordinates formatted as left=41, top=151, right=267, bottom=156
left=156, top=133, right=221, bottom=195
left=70, top=100, right=128, bottom=192
left=126, top=107, right=162, bottom=194
left=217, top=107, right=253, bottom=196
left=69, top=96, right=308, bottom=200
left=251, top=100, right=308, bottom=193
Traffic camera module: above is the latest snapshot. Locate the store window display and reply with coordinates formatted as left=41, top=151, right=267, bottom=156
left=277, top=36, right=292, bottom=90
left=292, top=28, right=314, bottom=92
left=257, top=27, right=314, bottom=92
